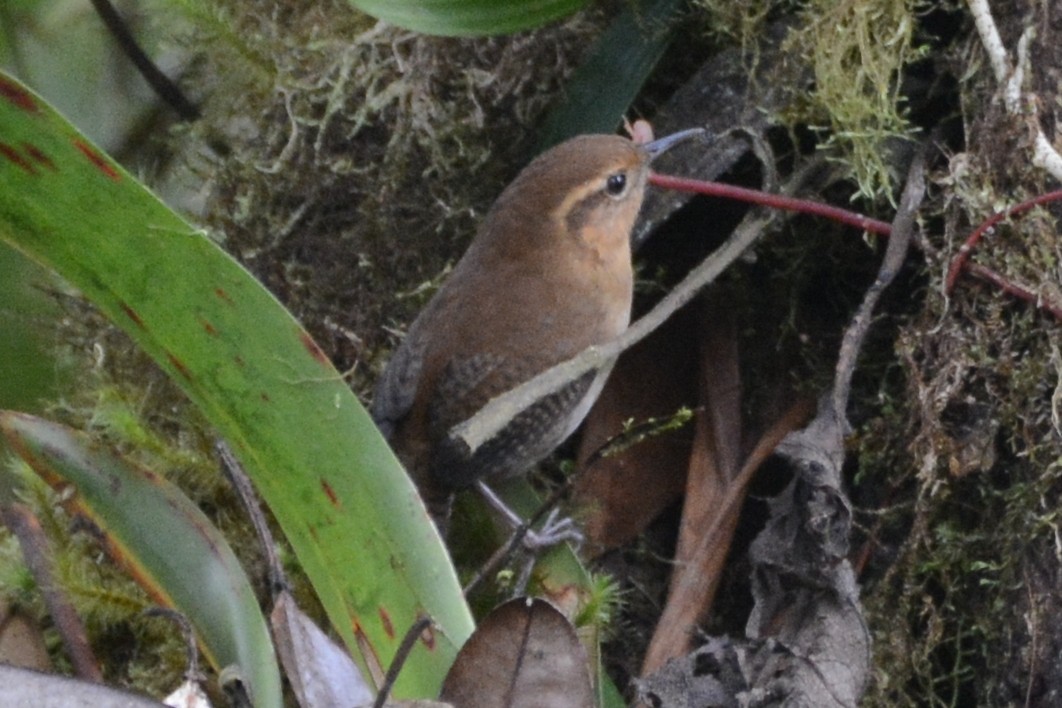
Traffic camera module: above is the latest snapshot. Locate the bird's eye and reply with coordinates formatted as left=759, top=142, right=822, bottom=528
left=605, top=172, right=627, bottom=197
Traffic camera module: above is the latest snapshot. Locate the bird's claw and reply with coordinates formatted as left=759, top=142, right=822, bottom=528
left=521, top=508, right=583, bottom=551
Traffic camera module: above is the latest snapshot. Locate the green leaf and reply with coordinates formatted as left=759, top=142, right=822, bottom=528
left=0, top=71, right=473, bottom=698
left=0, top=245, right=61, bottom=411
left=0, top=411, right=282, bottom=708
left=536, top=0, right=682, bottom=150
left=349, top=0, right=589, bottom=36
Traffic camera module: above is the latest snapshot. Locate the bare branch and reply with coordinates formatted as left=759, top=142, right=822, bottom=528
left=832, top=148, right=925, bottom=420
left=966, top=0, right=1062, bottom=181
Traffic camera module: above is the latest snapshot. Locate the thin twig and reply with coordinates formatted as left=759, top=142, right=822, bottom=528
left=832, top=149, right=925, bottom=418
left=640, top=398, right=814, bottom=674
left=89, top=0, right=200, bottom=121
left=965, top=0, right=1062, bottom=180
left=216, top=441, right=287, bottom=596
left=944, top=188, right=1062, bottom=294
left=144, top=607, right=203, bottom=683
left=648, top=172, right=892, bottom=235
left=372, top=615, right=433, bottom=708
left=464, top=406, right=697, bottom=597
left=656, top=166, right=1062, bottom=319
left=964, top=262, right=1062, bottom=319
left=0, top=503, right=102, bottom=682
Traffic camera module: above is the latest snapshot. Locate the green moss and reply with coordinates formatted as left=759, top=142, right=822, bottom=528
left=693, top=0, right=778, bottom=47
left=787, top=0, right=926, bottom=202
left=859, top=277, right=1062, bottom=704
left=0, top=457, right=185, bottom=693
left=574, top=572, right=623, bottom=631
left=696, top=0, right=926, bottom=203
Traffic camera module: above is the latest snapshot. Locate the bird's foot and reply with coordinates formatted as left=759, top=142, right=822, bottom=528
left=511, top=509, right=584, bottom=595
left=521, top=508, right=583, bottom=551
left=475, top=481, right=582, bottom=552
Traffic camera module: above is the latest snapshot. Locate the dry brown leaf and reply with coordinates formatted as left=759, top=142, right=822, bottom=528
left=0, top=601, right=51, bottom=672
left=439, top=597, right=593, bottom=708
left=642, top=400, right=813, bottom=674
left=676, top=296, right=742, bottom=567
left=270, top=591, right=374, bottom=708
left=574, top=307, right=697, bottom=555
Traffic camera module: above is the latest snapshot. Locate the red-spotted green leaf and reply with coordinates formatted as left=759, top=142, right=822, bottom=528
left=0, top=71, right=473, bottom=698
left=0, top=411, right=282, bottom=708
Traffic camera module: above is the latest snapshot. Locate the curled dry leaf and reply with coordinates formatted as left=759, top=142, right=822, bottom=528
left=271, top=591, right=374, bottom=708
left=0, top=663, right=166, bottom=707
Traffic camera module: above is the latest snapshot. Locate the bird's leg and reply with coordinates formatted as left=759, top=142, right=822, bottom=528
left=474, top=480, right=583, bottom=550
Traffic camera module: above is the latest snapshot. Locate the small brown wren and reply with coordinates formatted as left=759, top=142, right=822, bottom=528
left=372, top=128, right=699, bottom=536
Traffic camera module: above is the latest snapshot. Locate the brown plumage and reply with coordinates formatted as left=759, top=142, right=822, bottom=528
left=372, top=132, right=688, bottom=531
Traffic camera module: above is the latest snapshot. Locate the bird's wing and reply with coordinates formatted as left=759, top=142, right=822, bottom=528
left=370, top=331, right=427, bottom=440
left=426, top=352, right=509, bottom=440
left=426, top=353, right=598, bottom=489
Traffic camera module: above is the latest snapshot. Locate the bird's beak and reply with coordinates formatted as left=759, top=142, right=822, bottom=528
left=643, top=127, right=706, bottom=160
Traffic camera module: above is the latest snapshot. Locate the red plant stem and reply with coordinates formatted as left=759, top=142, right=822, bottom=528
left=965, top=263, right=1062, bottom=320
left=648, top=172, right=893, bottom=235
left=944, top=188, right=1062, bottom=294
left=649, top=171, right=1062, bottom=322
